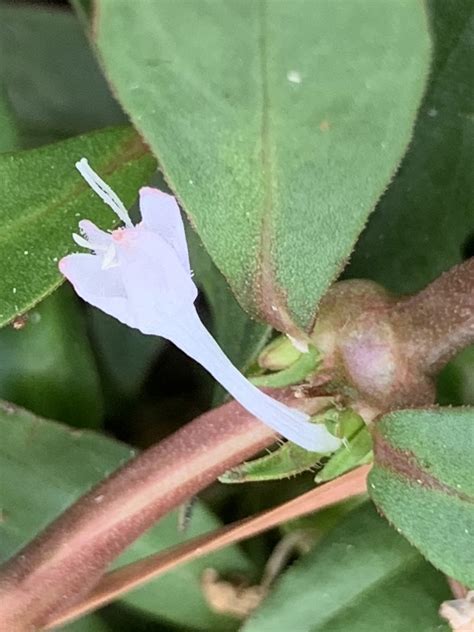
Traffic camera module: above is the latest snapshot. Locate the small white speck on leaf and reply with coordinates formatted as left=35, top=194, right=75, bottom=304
left=287, top=70, right=302, bottom=84
left=23, top=250, right=29, bottom=255
left=12, top=287, right=17, bottom=294
left=428, top=108, right=438, bottom=117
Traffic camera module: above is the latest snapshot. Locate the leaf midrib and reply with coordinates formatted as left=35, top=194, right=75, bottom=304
left=255, top=1, right=294, bottom=332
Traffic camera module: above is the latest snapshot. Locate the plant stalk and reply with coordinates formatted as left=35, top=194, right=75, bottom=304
left=0, top=390, right=316, bottom=631
left=393, top=258, right=474, bottom=374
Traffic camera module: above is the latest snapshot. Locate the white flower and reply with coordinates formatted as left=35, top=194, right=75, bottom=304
left=59, top=159, right=341, bottom=453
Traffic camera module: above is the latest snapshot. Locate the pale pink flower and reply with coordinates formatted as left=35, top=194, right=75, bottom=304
left=59, top=159, right=341, bottom=452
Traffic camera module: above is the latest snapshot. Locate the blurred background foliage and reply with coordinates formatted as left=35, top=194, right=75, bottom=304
left=0, top=1, right=472, bottom=630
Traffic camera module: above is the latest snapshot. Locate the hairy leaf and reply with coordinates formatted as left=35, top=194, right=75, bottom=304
left=0, top=126, right=156, bottom=328
left=186, top=225, right=271, bottom=378
left=220, top=409, right=362, bottom=484
left=95, top=0, right=430, bottom=332
left=370, top=408, right=474, bottom=587
left=219, top=441, right=321, bottom=484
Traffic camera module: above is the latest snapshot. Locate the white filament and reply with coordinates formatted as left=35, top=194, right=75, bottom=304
left=76, top=158, right=133, bottom=228
left=72, top=232, right=95, bottom=250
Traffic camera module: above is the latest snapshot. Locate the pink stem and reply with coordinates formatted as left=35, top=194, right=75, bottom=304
left=0, top=390, right=312, bottom=630
left=393, top=258, right=474, bottom=374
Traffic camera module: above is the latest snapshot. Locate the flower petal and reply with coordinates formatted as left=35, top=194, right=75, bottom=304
left=159, top=306, right=341, bottom=452
left=139, top=187, right=191, bottom=272
left=116, top=227, right=198, bottom=333
left=78, top=219, right=112, bottom=248
left=59, top=253, right=135, bottom=328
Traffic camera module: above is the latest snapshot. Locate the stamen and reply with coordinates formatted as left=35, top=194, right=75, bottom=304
left=76, top=158, right=133, bottom=228
left=72, top=233, right=95, bottom=250
left=101, top=244, right=119, bottom=269
left=73, top=232, right=109, bottom=253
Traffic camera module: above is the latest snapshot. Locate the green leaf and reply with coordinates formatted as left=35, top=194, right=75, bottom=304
left=187, top=225, right=271, bottom=374
left=94, top=0, right=431, bottom=332
left=0, top=4, right=125, bottom=147
left=70, top=0, right=94, bottom=26
left=347, top=0, right=474, bottom=293
left=0, top=125, right=156, bottom=328
left=0, top=286, right=103, bottom=428
left=219, top=441, right=321, bottom=484
left=437, top=345, right=474, bottom=406
left=315, top=424, right=373, bottom=484
left=0, top=402, right=253, bottom=631
left=242, top=504, right=449, bottom=632
left=257, top=335, right=302, bottom=372
left=60, top=614, right=112, bottom=632
left=370, top=408, right=474, bottom=587
left=186, top=224, right=271, bottom=406
left=219, top=409, right=360, bottom=484
left=0, top=88, right=18, bottom=152
left=88, top=308, right=164, bottom=407
left=250, top=346, right=319, bottom=389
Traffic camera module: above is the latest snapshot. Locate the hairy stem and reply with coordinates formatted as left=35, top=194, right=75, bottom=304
left=0, top=390, right=318, bottom=631
left=393, top=258, right=474, bottom=374
left=46, top=465, right=369, bottom=628
left=312, top=259, right=474, bottom=410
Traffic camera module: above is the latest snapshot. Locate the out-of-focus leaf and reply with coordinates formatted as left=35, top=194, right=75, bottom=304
left=347, top=0, right=474, bottom=293
left=0, top=402, right=253, bottom=631
left=0, top=286, right=103, bottom=428
left=437, top=345, right=474, bottom=406
left=59, top=614, right=112, bottom=632
left=70, top=0, right=94, bottom=26
left=88, top=308, right=164, bottom=406
left=95, top=0, right=430, bottom=332
left=0, top=4, right=125, bottom=147
left=0, top=125, right=156, bottom=328
left=370, top=408, right=474, bottom=587
left=243, top=504, right=449, bottom=632
left=0, top=87, right=18, bottom=151
left=281, top=497, right=366, bottom=545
